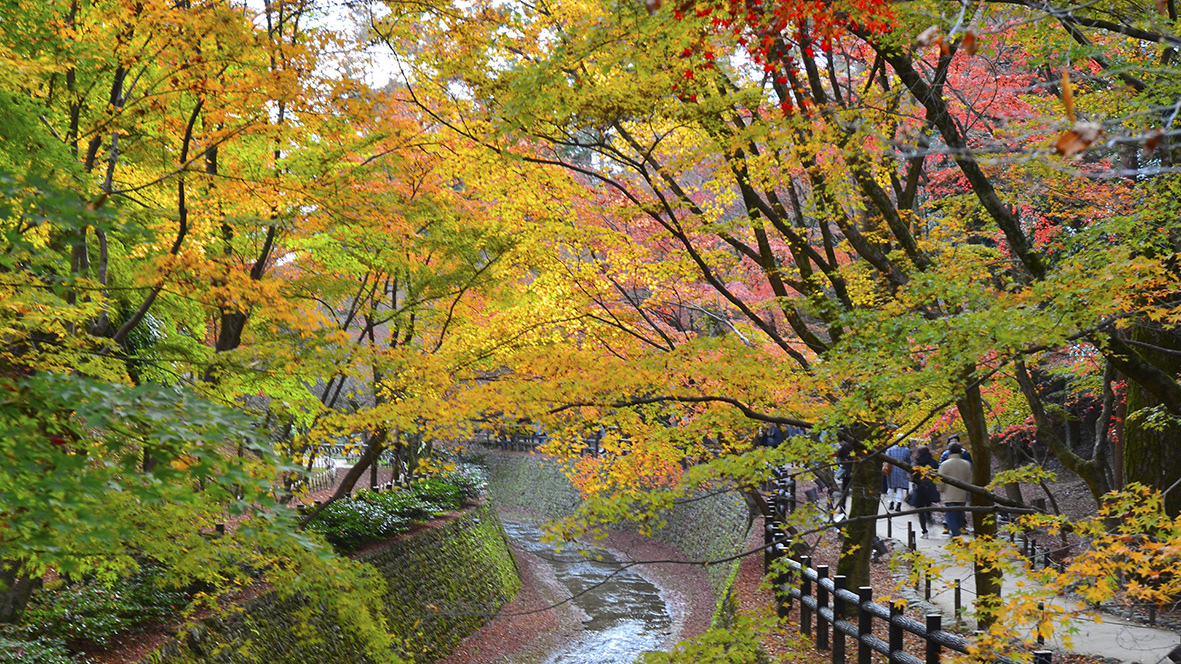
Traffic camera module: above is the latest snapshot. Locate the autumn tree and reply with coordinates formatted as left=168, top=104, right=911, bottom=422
left=0, top=0, right=562, bottom=656
left=372, top=0, right=1181, bottom=635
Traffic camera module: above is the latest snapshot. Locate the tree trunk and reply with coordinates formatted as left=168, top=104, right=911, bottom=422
left=1015, top=362, right=1112, bottom=507
left=958, top=380, right=1001, bottom=629
left=298, top=429, right=387, bottom=528
left=989, top=441, right=1025, bottom=505
left=836, top=442, right=880, bottom=589
left=0, top=563, right=39, bottom=623
left=1123, top=325, right=1181, bottom=516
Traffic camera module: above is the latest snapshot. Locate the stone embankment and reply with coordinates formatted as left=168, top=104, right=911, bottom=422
left=436, top=451, right=754, bottom=663
left=140, top=502, right=519, bottom=664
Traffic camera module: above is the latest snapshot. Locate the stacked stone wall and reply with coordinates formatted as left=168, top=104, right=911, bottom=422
left=481, top=452, right=750, bottom=612
left=140, top=502, right=519, bottom=664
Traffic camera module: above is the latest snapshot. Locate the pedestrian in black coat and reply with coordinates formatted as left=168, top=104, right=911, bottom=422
left=911, top=445, right=940, bottom=537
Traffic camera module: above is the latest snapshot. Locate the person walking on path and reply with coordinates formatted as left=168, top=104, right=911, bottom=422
left=938, top=442, right=972, bottom=539
left=884, top=442, right=911, bottom=512
left=940, top=434, right=972, bottom=463
left=835, top=439, right=855, bottom=499
left=910, top=445, right=940, bottom=537
left=938, top=434, right=970, bottom=534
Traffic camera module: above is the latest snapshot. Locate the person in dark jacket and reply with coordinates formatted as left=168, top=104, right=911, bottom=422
left=910, top=445, right=940, bottom=537
left=884, top=442, right=911, bottom=512
left=940, top=434, right=972, bottom=463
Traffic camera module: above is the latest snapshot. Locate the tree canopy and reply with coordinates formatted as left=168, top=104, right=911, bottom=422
left=3, top=0, right=1181, bottom=658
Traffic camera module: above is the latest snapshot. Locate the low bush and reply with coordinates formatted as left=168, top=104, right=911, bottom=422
left=16, top=567, right=187, bottom=650
left=412, top=478, right=465, bottom=511
left=306, top=468, right=485, bottom=552
left=366, top=490, right=436, bottom=520
left=0, top=635, right=72, bottom=664
left=306, top=496, right=415, bottom=551
left=442, top=466, right=486, bottom=501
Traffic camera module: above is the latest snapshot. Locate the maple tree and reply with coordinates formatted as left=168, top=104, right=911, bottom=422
left=5, top=0, right=1181, bottom=657
left=0, top=0, right=575, bottom=657
left=374, top=0, right=1181, bottom=639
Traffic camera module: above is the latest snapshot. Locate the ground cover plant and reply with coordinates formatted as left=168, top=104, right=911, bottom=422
left=307, top=469, right=487, bottom=551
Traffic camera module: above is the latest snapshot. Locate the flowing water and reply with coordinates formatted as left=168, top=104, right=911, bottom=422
left=501, top=521, right=674, bottom=664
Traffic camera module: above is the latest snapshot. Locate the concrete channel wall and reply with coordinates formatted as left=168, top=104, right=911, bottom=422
left=139, top=502, right=519, bottom=664
left=481, top=451, right=752, bottom=614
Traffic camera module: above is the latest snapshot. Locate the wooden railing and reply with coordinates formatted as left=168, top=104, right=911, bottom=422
left=764, top=523, right=1052, bottom=664
left=762, top=468, right=1055, bottom=664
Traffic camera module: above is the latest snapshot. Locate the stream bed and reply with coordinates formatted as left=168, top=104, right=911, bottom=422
left=501, top=521, right=674, bottom=664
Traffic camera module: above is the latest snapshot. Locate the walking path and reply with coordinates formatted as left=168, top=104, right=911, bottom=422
left=873, top=502, right=1180, bottom=664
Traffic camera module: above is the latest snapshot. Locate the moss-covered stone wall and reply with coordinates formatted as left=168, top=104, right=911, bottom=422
left=140, top=502, right=519, bottom=664
left=482, top=452, right=582, bottom=519
left=650, top=488, right=750, bottom=606
left=480, top=451, right=750, bottom=607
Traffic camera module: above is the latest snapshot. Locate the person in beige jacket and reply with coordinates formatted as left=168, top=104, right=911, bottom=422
left=938, top=442, right=972, bottom=538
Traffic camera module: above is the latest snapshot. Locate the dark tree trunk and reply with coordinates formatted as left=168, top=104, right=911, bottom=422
left=1015, top=362, right=1113, bottom=509
left=837, top=442, right=880, bottom=589
left=1123, top=325, right=1181, bottom=516
left=989, top=441, right=1025, bottom=505
left=958, top=380, right=1001, bottom=629
left=0, top=563, right=39, bottom=623
left=298, top=429, right=387, bottom=528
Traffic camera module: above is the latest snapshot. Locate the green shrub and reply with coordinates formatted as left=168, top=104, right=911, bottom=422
left=367, top=490, right=435, bottom=520
left=412, top=479, right=464, bottom=511
left=441, top=466, right=486, bottom=501
left=306, top=468, right=485, bottom=552
left=19, top=568, right=187, bottom=649
left=306, top=496, right=414, bottom=551
left=0, top=635, right=72, bottom=664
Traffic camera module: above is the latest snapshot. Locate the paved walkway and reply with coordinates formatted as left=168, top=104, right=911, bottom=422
left=873, top=502, right=1180, bottom=664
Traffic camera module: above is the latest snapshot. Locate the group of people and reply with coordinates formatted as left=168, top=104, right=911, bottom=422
left=836, top=434, right=975, bottom=540
left=884, top=435, right=974, bottom=539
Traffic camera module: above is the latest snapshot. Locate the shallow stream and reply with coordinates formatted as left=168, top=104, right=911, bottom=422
left=501, top=521, right=674, bottom=664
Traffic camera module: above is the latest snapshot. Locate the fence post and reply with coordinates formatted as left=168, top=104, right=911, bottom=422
left=833, top=575, right=847, bottom=664
left=857, top=586, right=873, bottom=664
left=1037, top=601, right=1045, bottom=645
left=924, top=614, right=941, bottom=664
left=776, top=542, right=791, bottom=617
left=887, top=514, right=893, bottom=539
left=817, top=565, right=830, bottom=651
left=1033, top=650, right=1053, bottom=664
left=888, top=602, right=903, bottom=664
left=924, top=573, right=931, bottom=601
left=954, top=579, right=962, bottom=623
left=800, top=555, right=813, bottom=637
left=765, top=520, right=774, bottom=574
